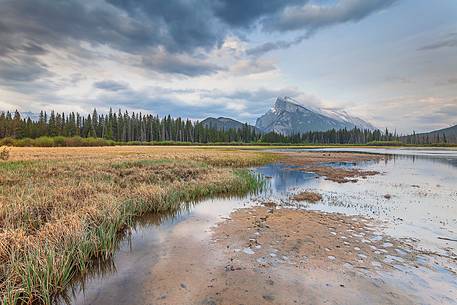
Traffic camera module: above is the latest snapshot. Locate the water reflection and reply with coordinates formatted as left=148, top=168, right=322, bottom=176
left=300, top=147, right=457, bottom=168
left=58, top=191, right=262, bottom=304
left=255, top=163, right=317, bottom=195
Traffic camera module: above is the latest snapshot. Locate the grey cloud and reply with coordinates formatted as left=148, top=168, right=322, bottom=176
left=106, top=0, right=226, bottom=53
left=263, top=0, right=397, bottom=32
left=0, top=0, right=311, bottom=59
left=0, top=0, right=398, bottom=78
left=221, top=88, right=301, bottom=102
left=230, top=58, right=277, bottom=75
left=1, top=0, right=179, bottom=54
left=67, top=86, right=305, bottom=123
left=0, top=56, right=52, bottom=83
left=200, top=87, right=304, bottom=118
left=435, top=77, right=457, bottom=86
left=213, top=0, right=305, bottom=27
left=86, top=88, right=238, bottom=120
left=141, top=53, right=223, bottom=76
left=369, top=96, right=457, bottom=133
left=385, top=76, right=415, bottom=84
left=0, top=0, right=302, bottom=84
left=246, top=33, right=311, bottom=56
left=434, top=101, right=457, bottom=116
left=0, top=0, right=227, bottom=72
left=246, top=0, right=397, bottom=56
left=94, top=80, right=130, bottom=91
left=68, top=73, right=87, bottom=85
left=418, top=33, right=457, bottom=51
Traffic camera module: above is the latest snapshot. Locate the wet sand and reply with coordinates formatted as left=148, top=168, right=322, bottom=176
left=138, top=207, right=422, bottom=305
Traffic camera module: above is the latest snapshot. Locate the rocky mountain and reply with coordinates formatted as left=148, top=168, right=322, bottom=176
left=255, top=97, right=375, bottom=135
left=201, top=117, right=258, bottom=132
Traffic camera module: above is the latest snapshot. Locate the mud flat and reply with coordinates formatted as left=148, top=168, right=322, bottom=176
left=129, top=206, right=448, bottom=305
left=279, top=151, right=382, bottom=183
left=278, top=151, right=384, bottom=165
left=207, top=207, right=418, bottom=305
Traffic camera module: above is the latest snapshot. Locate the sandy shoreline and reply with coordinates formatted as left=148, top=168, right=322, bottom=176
left=138, top=205, right=420, bottom=305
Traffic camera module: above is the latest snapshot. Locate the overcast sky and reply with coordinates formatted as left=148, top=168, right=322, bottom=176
left=0, top=0, right=456, bottom=133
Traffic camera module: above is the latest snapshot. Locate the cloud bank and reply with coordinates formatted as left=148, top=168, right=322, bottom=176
left=0, top=0, right=453, bottom=134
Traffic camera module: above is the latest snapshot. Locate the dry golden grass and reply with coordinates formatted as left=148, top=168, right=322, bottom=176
left=290, top=191, right=322, bottom=202
left=0, top=146, right=277, bottom=304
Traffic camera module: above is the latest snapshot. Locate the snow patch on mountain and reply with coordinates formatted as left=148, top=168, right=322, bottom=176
left=255, top=97, right=376, bottom=135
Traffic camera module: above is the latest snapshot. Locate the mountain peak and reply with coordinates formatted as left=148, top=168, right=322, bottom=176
left=272, top=96, right=307, bottom=113
left=256, top=96, right=376, bottom=135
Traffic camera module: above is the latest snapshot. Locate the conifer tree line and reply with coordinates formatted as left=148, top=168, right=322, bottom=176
left=402, top=131, right=455, bottom=145
left=0, top=109, right=259, bottom=143
left=0, top=109, right=416, bottom=145
left=260, top=128, right=397, bottom=144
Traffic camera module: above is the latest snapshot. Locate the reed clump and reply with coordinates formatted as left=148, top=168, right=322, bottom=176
left=0, top=146, right=276, bottom=304
left=291, top=191, right=322, bottom=203
left=0, top=147, right=9, bottom=161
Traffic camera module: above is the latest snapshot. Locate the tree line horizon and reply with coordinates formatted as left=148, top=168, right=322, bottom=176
left=0, top=109, right=451, bottom=145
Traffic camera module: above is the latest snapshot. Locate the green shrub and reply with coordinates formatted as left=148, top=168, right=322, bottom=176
left=63, top=136, right=84, bottom=147
left=83, top=137, right=113, bottom=146
left=53, top=136, right=66, bottom=147
left=14, top=138, right=33, bottom=147
left=366, top=141, right=404, bottom=146
left=33, top=136, right=54, bottom=147
left=0, top=137, right=14, bottom=146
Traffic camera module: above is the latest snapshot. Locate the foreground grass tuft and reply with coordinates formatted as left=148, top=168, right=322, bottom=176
left=0, top=146, right=276, bottom=304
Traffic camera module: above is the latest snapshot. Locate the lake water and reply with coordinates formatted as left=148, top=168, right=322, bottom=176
left=60, top=148, right=457, bottom=305
left=267, top=148, right=457, bottom=256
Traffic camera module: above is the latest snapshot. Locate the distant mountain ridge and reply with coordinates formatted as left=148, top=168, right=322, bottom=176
left=20, top=112, right=40, bottom=121
left=255, top=97, right=375, bottom=135
left=405, top=124, right=457, bottom=144
left=200, top=117, right=258, bottom=132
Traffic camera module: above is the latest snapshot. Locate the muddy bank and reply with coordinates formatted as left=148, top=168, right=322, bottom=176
left=290, top=191, right=322, bottom=202
left=279, top=151, right=383, bottom=183
left=279, top=151, right=384, bottom=166
left=305, top=166, right=379, bottom=183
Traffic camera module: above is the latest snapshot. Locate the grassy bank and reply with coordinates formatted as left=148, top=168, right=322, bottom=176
left=2, top=136, right=456, bottom=148
left=0, top=147, right=276, bottom=304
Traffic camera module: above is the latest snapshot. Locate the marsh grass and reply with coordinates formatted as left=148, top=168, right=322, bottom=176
left=0, top=148, right=9, bottom=161
left=0, top=147, right=276, bottom=304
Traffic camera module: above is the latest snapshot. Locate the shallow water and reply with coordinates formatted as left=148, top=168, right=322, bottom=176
left=294, top=148, right=457, bottom=256
left=60, top=148, right=457, bottom=305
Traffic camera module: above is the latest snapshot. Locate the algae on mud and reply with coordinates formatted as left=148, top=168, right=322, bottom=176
left=0, top=146, right=276, bottom=304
